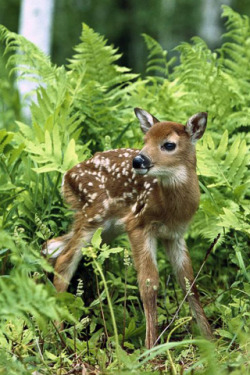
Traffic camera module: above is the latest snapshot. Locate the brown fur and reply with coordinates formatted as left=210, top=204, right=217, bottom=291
left=45, top=109, right=212, bottom=348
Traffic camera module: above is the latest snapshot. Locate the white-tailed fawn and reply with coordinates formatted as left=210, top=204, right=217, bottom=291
left=44, top=108, right=213, bottom=348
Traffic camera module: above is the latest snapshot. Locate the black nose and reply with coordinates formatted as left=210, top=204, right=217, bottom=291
left=132, top=154, right=151, bottom=169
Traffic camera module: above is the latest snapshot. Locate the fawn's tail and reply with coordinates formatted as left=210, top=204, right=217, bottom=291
left=42, top=232, right=73, bottom=260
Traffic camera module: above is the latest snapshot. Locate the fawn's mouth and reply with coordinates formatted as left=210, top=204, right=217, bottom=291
left=133, top=165, right=154, bottom=175
left=134, top=167, right=149, bottom=175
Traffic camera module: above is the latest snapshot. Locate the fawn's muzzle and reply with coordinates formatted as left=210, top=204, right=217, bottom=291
left=132, top=154, right=152, bottom=175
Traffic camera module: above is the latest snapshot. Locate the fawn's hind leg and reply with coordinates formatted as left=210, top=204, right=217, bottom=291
left=53, top=226, right=95, bottom=292
left=164, top=238, right=213, bottom=339
left=46, top=215, right=121, bottom=292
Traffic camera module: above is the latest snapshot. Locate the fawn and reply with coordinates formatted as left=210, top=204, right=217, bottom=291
left=45, top=108, right=213, bottom=348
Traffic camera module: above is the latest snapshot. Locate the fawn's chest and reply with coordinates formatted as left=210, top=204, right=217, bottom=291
left=150, top=221, right=187, bottom=240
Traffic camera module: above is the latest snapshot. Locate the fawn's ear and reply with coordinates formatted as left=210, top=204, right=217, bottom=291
left=134, top=108, right=160, bottom=134
left=186, top=112, right=207, bottom=143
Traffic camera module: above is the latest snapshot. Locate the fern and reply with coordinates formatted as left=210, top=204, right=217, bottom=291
left=1, top=22, right=138, bottom=153
left=68, top=23, right=136, bottom=87
left=197, top=131, right=249, bottom=188
left=142, top=33, right=176, bottom=79
left=0, top=25, right=58, bottom=86
left=220, top=5, right=250, bottom=80
left=16, top=120, right=81, bottom=174
left=67, top=23, right=138, bottom=148
left=191, top=131, right=250, bottom=241
left=0, top=231, right=62, bottom=323
left=216, top=6, right=250, bottom=131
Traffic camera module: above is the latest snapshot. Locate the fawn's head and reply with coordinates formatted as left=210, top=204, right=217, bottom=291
left=133, top=108, right=207, bottom=181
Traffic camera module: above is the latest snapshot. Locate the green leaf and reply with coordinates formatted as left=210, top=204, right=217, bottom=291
left=98, top=246, right=123, bottom=264
left=215, top=130, right=228, bottom=159
left=216, top=329, right=234, bottom=339
left=91, top=227, right=103, bottom=249
left=62, top=138, right=79, bottom=171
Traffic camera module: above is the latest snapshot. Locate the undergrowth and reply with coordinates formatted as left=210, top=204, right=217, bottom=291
left=0, top=5, right=249, bottom=375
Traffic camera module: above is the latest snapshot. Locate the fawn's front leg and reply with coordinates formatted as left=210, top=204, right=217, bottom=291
left=128, top=228, right=159, bottom=349
left=164, top=238, right=213, bottom=339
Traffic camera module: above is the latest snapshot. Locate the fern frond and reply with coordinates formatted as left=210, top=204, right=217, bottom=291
left=0, top=231, right=63, bottom=325
left=194, top=130, right=250, bottom=241
left=0, top=25, right=58, bottom=85
left=68, top=23, right=136, bottom=88
left=197, top=132, right=249, bottom=189
left=221, top=4, right=250, bottom=84
left=142, top=34, right=175, bottom=79
left=16, top=121, right=83, bottom=173
left=173, top=37, right=233, bottom=123
left=217, top=6, right=250, bottom=127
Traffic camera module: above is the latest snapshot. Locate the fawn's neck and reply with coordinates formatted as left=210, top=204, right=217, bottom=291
left=152, top=167, right=200, bottom=225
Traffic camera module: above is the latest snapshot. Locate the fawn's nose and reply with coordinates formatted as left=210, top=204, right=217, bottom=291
left=132, top=154, right=151, bottom=171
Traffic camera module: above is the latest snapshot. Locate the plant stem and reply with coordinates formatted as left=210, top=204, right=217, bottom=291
left=95, top=272, right=109, bottom=343
left=93, top=259, right=121, bottom=369
left=122, top=265, right=128, bottom=348
left=166, top=317, right=192, bottom=375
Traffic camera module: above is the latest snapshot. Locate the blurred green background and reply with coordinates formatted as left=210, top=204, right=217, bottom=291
left=1, top=0, right=250, bottom=73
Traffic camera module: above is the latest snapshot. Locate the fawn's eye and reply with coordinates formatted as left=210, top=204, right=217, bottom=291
left=162, top=142, right=176, bottom=151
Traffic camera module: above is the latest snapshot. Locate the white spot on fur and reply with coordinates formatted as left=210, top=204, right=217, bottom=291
left=103, top=199, right=110, bottom=209
left=132, top=203, right=137, bottom=213
left=104, top=159, right=110, bottom=167
left=90, top=193, right=97, bottom=200
left=94, top=214, right=103, bottom=222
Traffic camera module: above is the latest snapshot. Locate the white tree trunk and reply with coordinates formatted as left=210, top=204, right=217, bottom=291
left=18, top=0, right=55, bottom=118
left=200, top=0, right=232, bottom=47
left=19, top=0, right=55, bottom=55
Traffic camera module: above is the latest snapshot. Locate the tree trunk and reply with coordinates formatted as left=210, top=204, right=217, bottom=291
left=200, top=0, right=231, bottom=48
left=18, top=0, right=55, bottom=118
